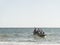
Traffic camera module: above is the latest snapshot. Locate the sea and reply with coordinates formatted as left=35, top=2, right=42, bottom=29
left=0, top=28, right=60, bottom=45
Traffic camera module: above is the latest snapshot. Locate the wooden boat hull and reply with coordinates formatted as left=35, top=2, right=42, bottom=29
left=37, top=34, right=45, bottom=37
left=33, top=33, right=46, bottom=37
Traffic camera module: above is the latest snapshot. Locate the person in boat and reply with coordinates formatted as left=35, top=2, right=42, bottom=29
left=36, top=28, right=40, bottom=33
left=37, top=28, right=45, bottom=35
left=42, top=32, right=45, bottom=35
left=33, top=28, right=37, bottom=35
left=33, top=28, right=41, bottom=34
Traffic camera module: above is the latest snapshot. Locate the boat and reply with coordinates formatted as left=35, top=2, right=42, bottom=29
left=33, top=28, right=46, bottom=37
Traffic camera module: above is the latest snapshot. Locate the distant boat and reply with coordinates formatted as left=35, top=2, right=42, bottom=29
left=33, top=28, right=46, bottom=37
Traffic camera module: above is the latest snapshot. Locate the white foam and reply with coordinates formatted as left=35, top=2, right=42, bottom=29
left=0, top=42, right=60, bottom=45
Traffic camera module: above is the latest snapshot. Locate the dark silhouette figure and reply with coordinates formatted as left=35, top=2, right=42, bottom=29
left=33, top=28, right=38, bottom=35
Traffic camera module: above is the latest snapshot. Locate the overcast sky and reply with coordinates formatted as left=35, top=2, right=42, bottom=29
left=0, top=0, right=60, bottom=27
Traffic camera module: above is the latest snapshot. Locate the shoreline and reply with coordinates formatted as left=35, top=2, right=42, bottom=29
left=0, top=42, right=59, bottom=45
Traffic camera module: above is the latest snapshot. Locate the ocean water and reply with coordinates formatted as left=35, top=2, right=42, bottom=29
left=0, top=28, right=60, bottom=45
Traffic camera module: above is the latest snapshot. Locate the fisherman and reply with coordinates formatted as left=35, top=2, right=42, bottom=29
left=42, top=31, right=45, bottom=35
left=37, top=28, right=44, bottom=35
left=40, top=29, right=45, bottom=35
left=37, top=28, right=40, bottom=33
left=33, top=28, right=37, bottom=35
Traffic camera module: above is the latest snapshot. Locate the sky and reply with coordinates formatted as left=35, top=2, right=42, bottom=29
left=0, top=0, right=60, bottom=27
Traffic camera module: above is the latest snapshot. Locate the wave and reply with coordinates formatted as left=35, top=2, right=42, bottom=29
left=0, top=31, right=60, bottom=43
left=0, top=42, right=59, bottom=45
